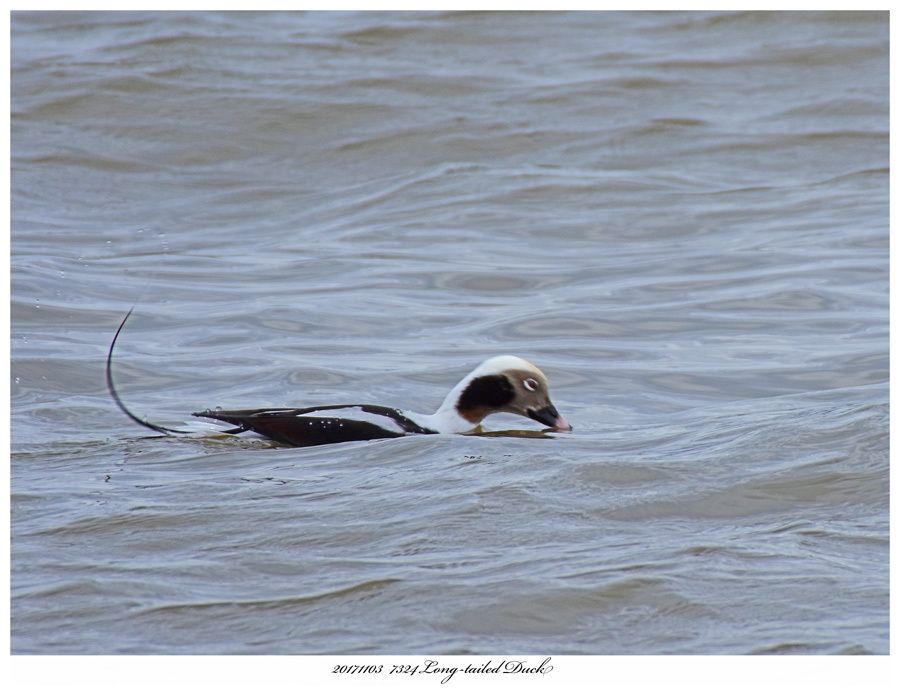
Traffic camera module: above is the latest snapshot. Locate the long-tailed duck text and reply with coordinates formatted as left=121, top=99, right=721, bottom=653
left=107, top=310, right=571, bottom=448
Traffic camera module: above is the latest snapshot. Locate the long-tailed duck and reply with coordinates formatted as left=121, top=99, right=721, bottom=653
left=107, top=309, right=571, bottom=447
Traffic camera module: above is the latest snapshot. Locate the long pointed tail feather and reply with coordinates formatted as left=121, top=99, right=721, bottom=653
left=106, top=307, right=188, bottom=435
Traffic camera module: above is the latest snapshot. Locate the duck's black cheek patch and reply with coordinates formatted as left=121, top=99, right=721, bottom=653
left=457, top=374, right=516, bottom=411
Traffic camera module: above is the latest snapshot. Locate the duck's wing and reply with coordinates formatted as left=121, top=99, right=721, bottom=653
left=192, top=404, right=435, bottom=447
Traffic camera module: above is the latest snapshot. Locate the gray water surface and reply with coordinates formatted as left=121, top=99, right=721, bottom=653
left=10, top=11, right=888, bottom=655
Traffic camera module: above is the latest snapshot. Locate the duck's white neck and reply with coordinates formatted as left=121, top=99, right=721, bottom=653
left=402, top=363, right=491, bottom=434
left=403, top=406, right=475, bottom=434
left=403, top=383, right=478, bottom=434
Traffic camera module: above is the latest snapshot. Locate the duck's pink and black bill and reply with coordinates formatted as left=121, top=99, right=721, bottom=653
left=527, top=403, right=572, bottom=431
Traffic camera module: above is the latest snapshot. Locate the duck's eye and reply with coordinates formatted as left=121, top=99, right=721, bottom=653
left=523, top=378, right=539, bottom=392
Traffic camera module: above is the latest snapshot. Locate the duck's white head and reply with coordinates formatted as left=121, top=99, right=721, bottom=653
left=413, top=355, right=571, bottom=434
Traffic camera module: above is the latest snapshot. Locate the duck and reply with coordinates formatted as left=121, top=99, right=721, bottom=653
left=107, top=309, right=571, bottom=448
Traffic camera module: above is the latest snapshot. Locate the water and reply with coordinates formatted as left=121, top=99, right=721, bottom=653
left=10, top=10, right=888, bottom=660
